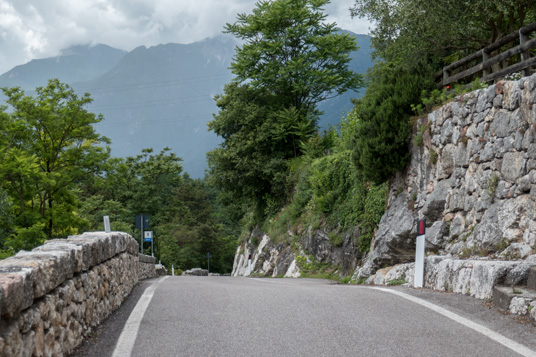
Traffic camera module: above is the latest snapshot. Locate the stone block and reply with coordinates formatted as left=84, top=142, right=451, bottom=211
left=501, top=151, right=525, bottom=183
left=503, top=81, right=521, bottom=110
left=491, top=109, right=516, bottom=138
left=422, top=179, right=451, bottom=221
left=527, top=267, right=536, bottom=290
left=34, top=242, right=84, bottom=273
left=493, top=285, right=536, bottom=313
left=139, top=254, right=156, bottom=264
left=10, top=250, right=76, bottom=299
left=424, top=259, right=518, bottom=299
left=0, top=268, right=34, bottom=318
left=492, top=286, right=514, bottom=311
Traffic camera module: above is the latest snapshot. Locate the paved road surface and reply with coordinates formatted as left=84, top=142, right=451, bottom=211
left=72, top=276, right=536, bottom=357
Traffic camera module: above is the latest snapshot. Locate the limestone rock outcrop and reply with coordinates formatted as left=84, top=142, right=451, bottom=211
left=357, top=74, right=536, bottom=278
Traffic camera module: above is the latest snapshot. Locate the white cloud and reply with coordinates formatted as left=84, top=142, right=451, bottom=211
left=0, top=0, right=371, bottom=75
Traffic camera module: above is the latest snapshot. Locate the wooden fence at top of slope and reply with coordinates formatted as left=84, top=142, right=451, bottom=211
left=435, top=21, right=536, bottom=88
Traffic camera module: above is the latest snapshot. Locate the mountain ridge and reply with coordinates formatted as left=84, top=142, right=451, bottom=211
left=0, top=32, right=373, bottom=178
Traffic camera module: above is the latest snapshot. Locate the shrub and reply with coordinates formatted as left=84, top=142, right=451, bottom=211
left=352, top=62, right=434, bottom=184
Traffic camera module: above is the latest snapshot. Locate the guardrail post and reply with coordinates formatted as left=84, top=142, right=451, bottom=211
left=482, top=49, right=490, bottom=77
left=520, top=29, right=531, bottom=76
left=442, top=67, right=449, bottom=87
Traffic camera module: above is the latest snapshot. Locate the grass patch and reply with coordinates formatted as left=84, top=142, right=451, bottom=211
left=387, top=278, right=407, bottom=286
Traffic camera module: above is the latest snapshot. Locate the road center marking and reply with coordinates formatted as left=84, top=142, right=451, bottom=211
left=371, top=287, right=536, bottom=357
left=112, top=276, right=168, bottom=357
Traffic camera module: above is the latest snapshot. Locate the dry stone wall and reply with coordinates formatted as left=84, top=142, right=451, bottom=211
left=138, top=254, right=157, bottom=281
left=357, top=74, right=536, bottom=286
left=0, top=232, right=159, bottom=357
left=233, top=74, right=536, bottom=300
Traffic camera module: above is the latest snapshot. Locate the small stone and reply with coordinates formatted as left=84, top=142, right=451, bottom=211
left=501, top=152, right=525, bottom=183
left=510, top=297, right=529, bottom=315
left=493, top=94, right=503, bottom=108
left=519, top=174, right=531, bottom=193
left=34, top=321, right=44, bottom=357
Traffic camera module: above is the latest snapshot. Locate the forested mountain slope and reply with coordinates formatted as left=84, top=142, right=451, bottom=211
left=0, top=33, right=372, bottom=178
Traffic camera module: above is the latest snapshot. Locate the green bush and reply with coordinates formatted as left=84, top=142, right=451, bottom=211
left=352, top=62, right=434, bottom=184
left=267, top=146, right=388, bottom=252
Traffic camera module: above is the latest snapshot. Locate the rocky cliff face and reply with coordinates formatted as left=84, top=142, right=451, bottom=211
left=357, top=74, right=536, bottom=278
left=232, top=227, right=362, bottom=278
left=232, top=74, right=536, bottom=288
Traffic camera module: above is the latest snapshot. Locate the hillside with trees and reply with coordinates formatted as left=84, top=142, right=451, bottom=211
left=211, top=0, right=536, bottom=280
left=0, top=80, right=237, bottom=273
left=2, top=0, right=535, bottom=278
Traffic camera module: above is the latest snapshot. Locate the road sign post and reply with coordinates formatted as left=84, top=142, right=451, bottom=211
left=135, top=215, right=150, bottom=255
left=414, top=219, right=426, bottom=288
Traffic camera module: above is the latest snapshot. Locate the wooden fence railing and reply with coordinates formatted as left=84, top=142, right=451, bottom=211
left=436, top=22, right=536, bottom=88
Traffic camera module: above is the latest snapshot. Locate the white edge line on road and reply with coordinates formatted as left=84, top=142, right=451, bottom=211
left=249, top=278, right=296, bottom=285
left=371, top=287, right=536, bottom=357
left=112, top=276, right=169, bottom=357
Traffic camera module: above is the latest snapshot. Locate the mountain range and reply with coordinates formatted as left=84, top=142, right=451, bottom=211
left=0, top=32, right=373, bottom=178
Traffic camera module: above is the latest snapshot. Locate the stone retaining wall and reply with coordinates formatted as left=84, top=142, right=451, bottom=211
left=138, top=254, right=157, bottom=281
left=357, top=74, right=536, bottom=278
left=0, top=231, right=158, bottom=356
left=365, top=256, right=536, bottom=299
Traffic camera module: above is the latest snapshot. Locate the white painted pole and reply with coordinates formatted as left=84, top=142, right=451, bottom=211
left=172, top=264, right=175, bottom=276
left=414, top=234, right=425, bottom=288
left=247, top=258, right=251, bottom=276
left=140, top=218, right=144, bottom=255
left=103, top=215, right=111, bottom=233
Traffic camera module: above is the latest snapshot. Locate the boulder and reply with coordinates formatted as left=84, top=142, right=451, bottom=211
left=357, top=193, right=416, bottom=278
left=422, top=179, right=451, bottom=221
left=183, top=268, right=209, bottom=276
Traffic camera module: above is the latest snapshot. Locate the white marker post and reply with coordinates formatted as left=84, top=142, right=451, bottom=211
left=247, top=254, right=252, bottom=276
left=103, top=215, right=111, bottom=233
left=172, top=264, right=175, bottom=276
left=414, top=219, right=426, bottom=288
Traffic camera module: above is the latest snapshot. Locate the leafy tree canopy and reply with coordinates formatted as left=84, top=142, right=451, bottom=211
left=210, top=0, right=364, bottom=219
left=351, top=0, right=536, bottom=68
left=226, top=0, right=362, bottom=118
left=0, top=79, right=110, bottom=239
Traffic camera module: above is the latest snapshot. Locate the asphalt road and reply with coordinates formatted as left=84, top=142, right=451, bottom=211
left=72, top=276, right=536, bottom=357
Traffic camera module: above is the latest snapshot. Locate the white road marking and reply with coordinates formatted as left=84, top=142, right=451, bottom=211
left=371, top=287, right=536, bottom=357
left=112, top=276, right=169, bottom=357
left=249, top=278, right=296, bottom=285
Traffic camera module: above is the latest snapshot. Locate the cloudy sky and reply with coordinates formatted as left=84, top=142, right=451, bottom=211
left=0, top=0, right=371, bottom=75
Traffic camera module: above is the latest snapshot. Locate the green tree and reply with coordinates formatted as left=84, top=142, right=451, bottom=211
left=208, top=84, right=289, bottom=216
left=1, top=79, right=110, bottom=241
left=209, top=0, right=363, bottom=218
left=80, top=148, right=184, bottom=257
left=351, top=0, right=536, bottom=69
left=123, top=148, right=183, bottom=217
left=352, top=63, right=433, bottom=183
left=158, top=177, right=237, bottom=274
left=226, top=0, right=362, bottom=120
left=0, top=187, right=14, bottom=255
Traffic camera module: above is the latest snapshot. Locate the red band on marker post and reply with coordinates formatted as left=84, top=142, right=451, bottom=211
left=417, top=219, right=426, bottom=236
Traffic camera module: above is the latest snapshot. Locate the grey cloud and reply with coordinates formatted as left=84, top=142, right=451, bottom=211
left=0, top=0, right=370, bottom=75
